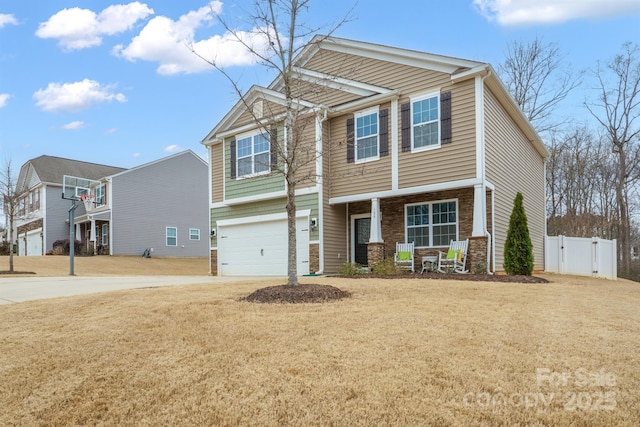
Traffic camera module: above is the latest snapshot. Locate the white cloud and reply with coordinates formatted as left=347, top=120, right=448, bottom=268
left=164, top=144, right=183, bottom=152
left=132, top=152, right=141, bottom=158
left=114, top=1, right=272, bottom=75
left=61, top=120, right=85, bottom=130
left=33, top=79, right=127, bottom=112
left=105, top=128, right=118, bottom=134
left=0, top=13, right=18, bottom=28
left=0, top=93, right=10, bottom=108
left=473, top=0, right=640, bottom=26
left=36, top=2, right=154, bottom=51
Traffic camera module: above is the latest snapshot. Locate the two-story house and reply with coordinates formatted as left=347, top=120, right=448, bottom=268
left=14, top=150, right=209, bottom=257
left=202, top=36, right=548, bottom=276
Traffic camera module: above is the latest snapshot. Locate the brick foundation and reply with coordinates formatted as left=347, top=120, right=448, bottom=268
left=210, top=249, right=218, bottom=275
left=468, top=236, right=488, bottom=273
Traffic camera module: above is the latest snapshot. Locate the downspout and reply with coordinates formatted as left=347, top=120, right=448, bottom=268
left=316, top=109, right=328, bottom=274
left=479, top=70, right=494, bottom=274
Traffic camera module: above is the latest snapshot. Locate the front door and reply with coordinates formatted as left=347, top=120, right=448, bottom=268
left=354, top=217, right=371, bottom=266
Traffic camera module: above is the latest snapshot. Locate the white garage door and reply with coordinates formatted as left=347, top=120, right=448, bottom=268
left=20, top=229, right=42, bottom=256
left=218, top=217, right=309, bottom=276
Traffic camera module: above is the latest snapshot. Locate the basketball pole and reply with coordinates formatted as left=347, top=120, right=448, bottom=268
left=68, top=200, right=79, bottom=276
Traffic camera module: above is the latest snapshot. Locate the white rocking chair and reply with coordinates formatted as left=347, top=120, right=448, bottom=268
left=394, top=242, right=415, bottom=272
left=437, top=239, right=469, bottom=274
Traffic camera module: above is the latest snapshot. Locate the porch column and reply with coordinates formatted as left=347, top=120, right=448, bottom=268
left=369, top=198, right=383, bottom=243
left=472, top=184, right=486, bottom=237
left=90, top=219, right=96, bottom=242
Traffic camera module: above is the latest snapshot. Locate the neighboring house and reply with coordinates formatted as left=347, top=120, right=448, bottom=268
left=14, top=151, right=209, bottom=257
left=202, top=36, right=548, bottom=276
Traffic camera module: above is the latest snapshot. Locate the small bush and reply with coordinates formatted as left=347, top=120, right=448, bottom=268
left=52, top=239, right=82, bottom=256
left=0, top=241, right=10, bottom=256
left=338, top=262, right=367, bottom=276
left=472, top=260, right=488, bottom=275
left=372, top=257, right=406, bottom=275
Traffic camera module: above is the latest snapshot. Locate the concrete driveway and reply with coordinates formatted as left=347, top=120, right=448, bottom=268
left=0, top=275, right=257, bottom=305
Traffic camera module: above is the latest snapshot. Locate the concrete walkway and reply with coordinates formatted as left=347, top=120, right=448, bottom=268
left=0, top=275, right=257, bottom=305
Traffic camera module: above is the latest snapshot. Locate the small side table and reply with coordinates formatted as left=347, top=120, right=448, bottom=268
left=421, top=256, right=438, bottom=274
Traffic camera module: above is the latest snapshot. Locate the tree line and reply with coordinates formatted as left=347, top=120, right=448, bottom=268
left=500, top=38, right=640, bottom=279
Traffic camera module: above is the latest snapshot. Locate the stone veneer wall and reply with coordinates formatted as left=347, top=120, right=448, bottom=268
left=348, top=188, right=483, bottom=272
left=16, top=218, right=43, bottom=235
left=210, top=249, right=218, bottom=275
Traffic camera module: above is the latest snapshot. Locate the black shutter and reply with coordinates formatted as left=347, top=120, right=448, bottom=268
left=346, top=118, right=355, bottom=163
left=441, top=91, right=452, bottom=144
left=401, top=102, right=411, bottom=152
left=379, top=109, right=389, bottom=157
left=230, top=139, right=236, bottom=179
left=270, top=126, right=278, bottom=171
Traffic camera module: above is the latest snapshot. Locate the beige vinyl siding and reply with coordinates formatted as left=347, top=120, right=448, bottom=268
left=321, top=122, right=347, bottom=273
left=399, top=79, right=476, bottom=188
left=210, top=192, right=319, bottom=248
left=291, top=79, right=361, bottom=108
left=327, top=103, right=393, bottom=199
left=224, top=137, right=285, bottom=200
left=485, top=87, right=546, bottom=271
left=211, top=143, right=224, bottom=203
left=290, top=116, right=320, bottom=191
left=305, top=50, right=450, bottom=96
left=233, top=100, right=287, bottom=129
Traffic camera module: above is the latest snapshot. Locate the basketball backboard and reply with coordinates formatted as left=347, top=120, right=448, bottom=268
left=62, top=175, right=103, bottom=203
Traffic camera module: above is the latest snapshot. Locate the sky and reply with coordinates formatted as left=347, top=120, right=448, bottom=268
left=1, top=0, right=639, bottom=174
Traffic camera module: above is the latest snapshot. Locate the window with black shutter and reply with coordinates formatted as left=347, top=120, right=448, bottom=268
left=379, top=109, right=389, bottom=157
left=440, top=91, right=452, bottom=144
left=346, top=118, right=355, bottom=163
left=229, top=139, right=236, bottom=179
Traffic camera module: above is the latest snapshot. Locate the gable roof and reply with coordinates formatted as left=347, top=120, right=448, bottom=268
left=19, top=155, right=126, bottom=189
left=201, top=35, right=547, bottom=158
left=108, top=150, right=206, bottom=179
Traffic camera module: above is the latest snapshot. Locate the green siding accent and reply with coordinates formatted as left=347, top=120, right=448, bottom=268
left=210, top=192, right=319, bottom=246
left=224, top=135, right=285, bottom=200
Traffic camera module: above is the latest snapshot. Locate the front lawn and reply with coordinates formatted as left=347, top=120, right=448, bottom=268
left=0, top=275, right=638, bottom=425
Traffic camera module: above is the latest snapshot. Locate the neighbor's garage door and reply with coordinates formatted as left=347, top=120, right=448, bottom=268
left=218, top=217, right=309, bottom=276
left=20, top=229, right=42, bottom=256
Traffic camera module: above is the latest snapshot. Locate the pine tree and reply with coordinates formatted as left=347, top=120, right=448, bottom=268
left=503, top=192, right=534, bottom=276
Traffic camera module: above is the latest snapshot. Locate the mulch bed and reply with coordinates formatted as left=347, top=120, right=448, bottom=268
left=242, top=273, right=547, bottom=304
left=242, top=284, right=351, bottom=304
left=389, top=272, right=549, bottom=284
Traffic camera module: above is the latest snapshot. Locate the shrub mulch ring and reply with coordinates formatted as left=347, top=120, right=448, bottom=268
left=242, top=284, right=351, bottom=304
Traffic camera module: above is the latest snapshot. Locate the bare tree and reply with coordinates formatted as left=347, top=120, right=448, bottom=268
left=0, top=159, right=21, bottom=272
left=499, top=37, right=581, bottom=134
left=194, top=0, right=353, bottom=285
left=585, top=42, right=640, bottom=276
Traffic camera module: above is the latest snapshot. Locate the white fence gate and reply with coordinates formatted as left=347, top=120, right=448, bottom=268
left=545, top=235, right=617, bottom=280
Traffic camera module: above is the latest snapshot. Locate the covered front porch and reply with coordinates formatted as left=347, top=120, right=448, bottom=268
left=74, top=212, right=111, bottom=255
left=340, top=185, right=494, bottom=273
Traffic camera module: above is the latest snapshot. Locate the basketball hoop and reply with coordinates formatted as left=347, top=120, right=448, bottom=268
left=80, top=194, right=95, bottom=212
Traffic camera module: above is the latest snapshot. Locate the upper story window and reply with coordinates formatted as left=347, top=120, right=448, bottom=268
left=355, top=107, right=379, bottom=162
left=412, top=93, right=440, bottom=151
left=95, top=184, right=106, bottom=207
left=406, top=200, right=458, bottom=248
left=236, top=132, right=270, bottom=178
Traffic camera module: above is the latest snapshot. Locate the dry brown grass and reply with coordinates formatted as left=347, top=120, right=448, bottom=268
left=1, top=269, right=639, bottom=425
left=0, top=255, right=209, bottom=276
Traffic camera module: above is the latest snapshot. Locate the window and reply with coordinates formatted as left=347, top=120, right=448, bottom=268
left=406, top=200, right=457, bottom=247
left=166, top=227, right=177, bottom=246
left=355, top=108, right=379, bottom=162
left=96, top=184, right=106, bottom=207
left=101, top=224, right=108, bottom=246
left=237, top=132, right=270, bottom=178
left=189, top=228, right=200, bottom=240
left=412, top=94, right=440, bottom=150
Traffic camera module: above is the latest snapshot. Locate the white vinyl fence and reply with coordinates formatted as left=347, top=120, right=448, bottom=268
left=545, top=235, right=617, bottom=280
